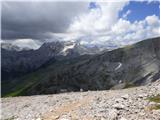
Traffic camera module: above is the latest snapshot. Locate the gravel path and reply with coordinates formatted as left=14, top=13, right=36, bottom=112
left=1, top=80, right=160, bottom=120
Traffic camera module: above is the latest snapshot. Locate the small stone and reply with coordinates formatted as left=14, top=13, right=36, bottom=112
left=80, top=88, right=83, bottom=92
left=113, top=103, right=125, bottom=110
left=59, top=118, right=70, bottom=120
left=139, top=112, right=145, bottom=116
left=101, top=117, right=106, bottom=120
left=138, top=94, right=147, bottom=98
left=115, top=98, right=123, bottom=103
left=108, top=109, right=118, bottom=120
left=36, top=118, right=41, bottom=120
left=120, top=117, right=127, bottom=120
left=121, top=94, right=129, bottom=100
left=149, top=102, right=157, bottom=106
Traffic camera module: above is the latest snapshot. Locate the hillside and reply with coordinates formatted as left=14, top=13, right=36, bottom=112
left=2, top=37, right=160, bottom=97
left=1, top=80, right=160, bottom=120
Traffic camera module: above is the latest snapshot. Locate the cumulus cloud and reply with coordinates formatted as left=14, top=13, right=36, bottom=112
left=2, top=39, right=42, bottom=49
left=146, top=15, right=159, bottom=26
left=112, top=19, right=131, bottom=34
left=70, top=14, right=160, bottom=48
left=65, top=2, right=159, bottom=48
left=105, top=15, right=160, bottom=46
left=68, top=1, right=129, bottom=35
left=1, top=1, right=160, bottom=49
left=12, top=39, right=42, bottom=49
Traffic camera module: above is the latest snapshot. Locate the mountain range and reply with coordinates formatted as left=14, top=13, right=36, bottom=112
left=1, top=37, right=160, bottom=97
left=1, top=41, right=101, bottom=81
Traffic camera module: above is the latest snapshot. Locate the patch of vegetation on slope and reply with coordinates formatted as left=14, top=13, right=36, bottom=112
left=2, top=55, right=92, bottom=97
left=149, top=94, right=160, bottom=103
left=2, top=68, right=48, bottom=97
left=148, top=95, right=160, bottom=110
left=123, top=82, right=137, bottom=89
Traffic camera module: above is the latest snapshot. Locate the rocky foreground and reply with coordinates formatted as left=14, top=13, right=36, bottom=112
left=1, top=80, right=160, bottom=120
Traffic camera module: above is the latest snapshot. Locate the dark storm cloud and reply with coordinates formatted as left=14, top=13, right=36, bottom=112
left=1, top=1, right=89, bottom=40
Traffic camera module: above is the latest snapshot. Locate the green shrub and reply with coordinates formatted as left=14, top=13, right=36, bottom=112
left=124, top=82, right=136, bottom=89
left=149, top=95, right=160, bottom=103
left=148, top=94, right=160, bottom=110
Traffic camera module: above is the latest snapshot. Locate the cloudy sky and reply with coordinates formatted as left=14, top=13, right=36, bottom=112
left=1, top=0, right=160, bottom=49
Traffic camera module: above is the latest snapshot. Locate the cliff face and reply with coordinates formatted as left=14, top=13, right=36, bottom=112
left=2, top=37, right=160, bottom=96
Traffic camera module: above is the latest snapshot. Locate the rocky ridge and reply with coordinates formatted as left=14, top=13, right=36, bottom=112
left=1, top=79, right=160, bottom=120
left=17, top=37, right=160, bottom=96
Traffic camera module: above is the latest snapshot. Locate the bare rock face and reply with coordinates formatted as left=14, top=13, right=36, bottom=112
left=1, top=80, right=160, bottom=120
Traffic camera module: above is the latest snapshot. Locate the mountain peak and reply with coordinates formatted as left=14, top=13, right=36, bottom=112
left=1, top=42, right=31, bottom=51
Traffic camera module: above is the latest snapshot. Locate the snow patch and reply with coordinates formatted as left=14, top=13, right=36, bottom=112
left=61, top=43, right=75, bottom=55
left=115, top=62, right=122, bottom=70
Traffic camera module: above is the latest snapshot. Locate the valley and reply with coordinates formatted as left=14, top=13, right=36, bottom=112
left=1, top=37, right=160, bottom=97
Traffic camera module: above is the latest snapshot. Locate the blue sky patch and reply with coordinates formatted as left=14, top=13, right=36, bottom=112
left=89, top=2, right=101, bottom=10
left=119, top=1, right=160, bottom=22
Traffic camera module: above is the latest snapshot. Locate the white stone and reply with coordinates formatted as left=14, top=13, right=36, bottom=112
left=121, top=94, right=129, bottom=100
left=120, top=117, right=127, bottom=120
left=113, top=103, right=125, bottom=110
left=108, top=109, right=118, bottom=120
left=36, top=118, right=41, bottom=120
